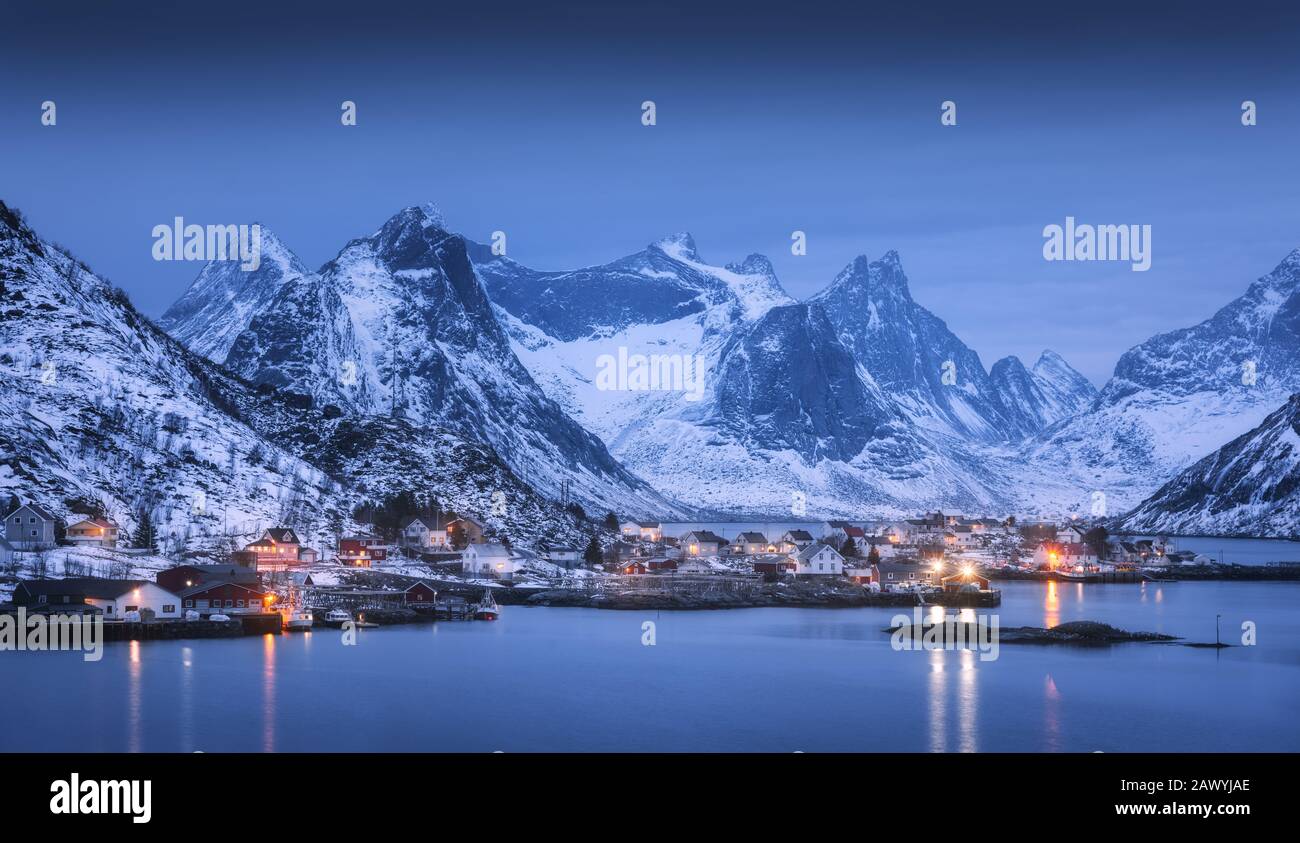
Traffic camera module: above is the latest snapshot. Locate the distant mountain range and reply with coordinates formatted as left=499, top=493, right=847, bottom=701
left=5, top=197, right=1299, bottom=538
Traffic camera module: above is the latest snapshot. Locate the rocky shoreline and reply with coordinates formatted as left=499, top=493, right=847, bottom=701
left=523, top=583, right=999, bottom=610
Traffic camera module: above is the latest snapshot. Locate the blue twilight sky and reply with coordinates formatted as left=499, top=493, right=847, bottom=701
left=2, top=0, right=1298, bottom=385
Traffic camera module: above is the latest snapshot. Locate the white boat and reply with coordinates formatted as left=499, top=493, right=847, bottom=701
left=323, top=608, right=352, bottom=628
left=473, top=590, right=499, bottom=621
left=286, top=610, right=314, bottom=631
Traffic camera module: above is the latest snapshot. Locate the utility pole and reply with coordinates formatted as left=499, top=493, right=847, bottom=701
left=1216, top=613, right=1221, bottom=647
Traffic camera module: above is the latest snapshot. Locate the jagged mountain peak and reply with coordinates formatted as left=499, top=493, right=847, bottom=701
left=650, top=231, right=702, bottom=263
left=819, top=250, right=914, bottom=303
left=158, top=224, right=312, bottom=364
left=726, top=253, right=776, bottom=278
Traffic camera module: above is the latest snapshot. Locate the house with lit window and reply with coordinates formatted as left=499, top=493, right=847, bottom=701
left=461, top=541, right=518, bottom=577
left=778, top=530, right=815, bottom=553
left=681, top=531, right=726, bottom=557
left=4, top=502, right=56, bottom=550
left=733, top=532, right=770, bottom=555
left=12, top=578, right=182, bottom=620
left=179, top=580, right=272, bottom=615
left=65, top=516, right=119, bottom=548
left=338, top=534, right=388, bottom=567
left=446, top=517, right=485, bottom=546
left=619, top=521, right=663, bottom=542
left=869, top=562, right=940, bottom=592
left=242, top=527, right=301, bottom=573
left=1033, top=542, right=1098, bottom=570
left=156, top=563, right=261, bottom=595
left=400, top=516, right=450, bottom=550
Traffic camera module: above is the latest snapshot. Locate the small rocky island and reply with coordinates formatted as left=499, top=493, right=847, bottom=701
left=887, top=619, right=1181, bottom=645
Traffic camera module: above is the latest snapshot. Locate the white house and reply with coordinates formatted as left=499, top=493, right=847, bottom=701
left=401, top=516, right=450, bottom=549
left=855, top=535, right=897, bottom=559
left=945, top=526, right=979, bottom=549
left=733, top=532, right=770, bottom=555
left=1056, top=524, right=1086, bottom=544
left=65, top=517, right=119, bottom=549
left=14, top=578, right=182, bottom=620
left=620, top=521, right=663, bottom=542
left=1033, top=542, right=1098, bottom=569
left=778, top=530, right=815, bottom=553
left=790, top=543, right=845, bottom=576
left=543, top=546, right=581, bottom=569
left=681, top=531, right=726, bottom=557
left=462, top=542, right=519, bottom=578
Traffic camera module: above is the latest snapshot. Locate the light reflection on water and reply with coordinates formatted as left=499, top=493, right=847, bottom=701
left=2, top=580, right=1298, bottom=752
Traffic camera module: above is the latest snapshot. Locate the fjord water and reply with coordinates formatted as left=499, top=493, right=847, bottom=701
left=2, top=581, right=1297, bottom=752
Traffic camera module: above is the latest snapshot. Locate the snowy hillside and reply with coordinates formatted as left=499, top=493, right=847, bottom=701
left=1116, top=393, right=1300, bottom=537
left=0, top=201, right=613, bottom=552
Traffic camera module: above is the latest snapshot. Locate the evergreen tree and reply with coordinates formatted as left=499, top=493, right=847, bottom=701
left=1083, top=526, right=1109, bottom=560
left=867, top=545, right=881, bottom=565
left=840, top=535, right=859, bottom=558
left=583, top=534, right=603, bottom=567
left=131, top=508, right=159, bottom=552
left=602, top=511, right=619, bottom=532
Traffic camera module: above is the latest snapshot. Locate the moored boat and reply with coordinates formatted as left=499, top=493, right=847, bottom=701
left=286, top=610, right=314, bottom=631
left=322, top=608, right=352, bottom=628
left=473, top=590, right=500, bottom=621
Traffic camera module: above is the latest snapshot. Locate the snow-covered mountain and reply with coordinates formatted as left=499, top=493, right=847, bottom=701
left=0, top=201, right=607, bottom=551
left=476, top=237, right=1047, bottom=516
left=166, top=204, right=680, bottom=517
left=990, top=351, right=1099, bottom=435
left=1116, top=393, right=1300, bottom=537
left=158, top=227, right=310, bottom=363
left=1021, top=249, right=1300, bottom=514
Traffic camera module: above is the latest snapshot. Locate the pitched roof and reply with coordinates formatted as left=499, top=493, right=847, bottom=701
left=18, top=577, right=156, bottom=600
left=466, top=542, right=511, bottom=559
left=67, top=516, right=117, bottom=529
left=873, top=562, right=923, bottom=575
left=179, top=580, right=265, bottom=599
left=782, top=530, right=814, bottom=541
left=736, top=532, right=767, bottom=543
left=402, top=515, right=444, bottom=530
left=637, top=521, right=660, bottom=528
left=6, top=503, right=56, bottom=522
left=164, top=564, right=260, bottom=585
left=843, top=526, right=866, bottom=538
left=264, top=527, right=298, bottom=543
left=682, top=531, right=726, bottom=544
left=795, top=543, right=843, bottom=562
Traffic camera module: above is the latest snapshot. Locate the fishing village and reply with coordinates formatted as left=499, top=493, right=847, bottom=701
left=2, top=500, right=1298, bottom=642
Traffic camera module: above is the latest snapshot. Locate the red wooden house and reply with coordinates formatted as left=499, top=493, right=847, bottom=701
left=403, top=581, right=437, bottom=605
left=339, top=534, right=388, bottom=567
left=179, top=580, right=272, bottom=614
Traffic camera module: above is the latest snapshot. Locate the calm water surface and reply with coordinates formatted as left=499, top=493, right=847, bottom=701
left=2, top=581, right=1297, bottom=752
